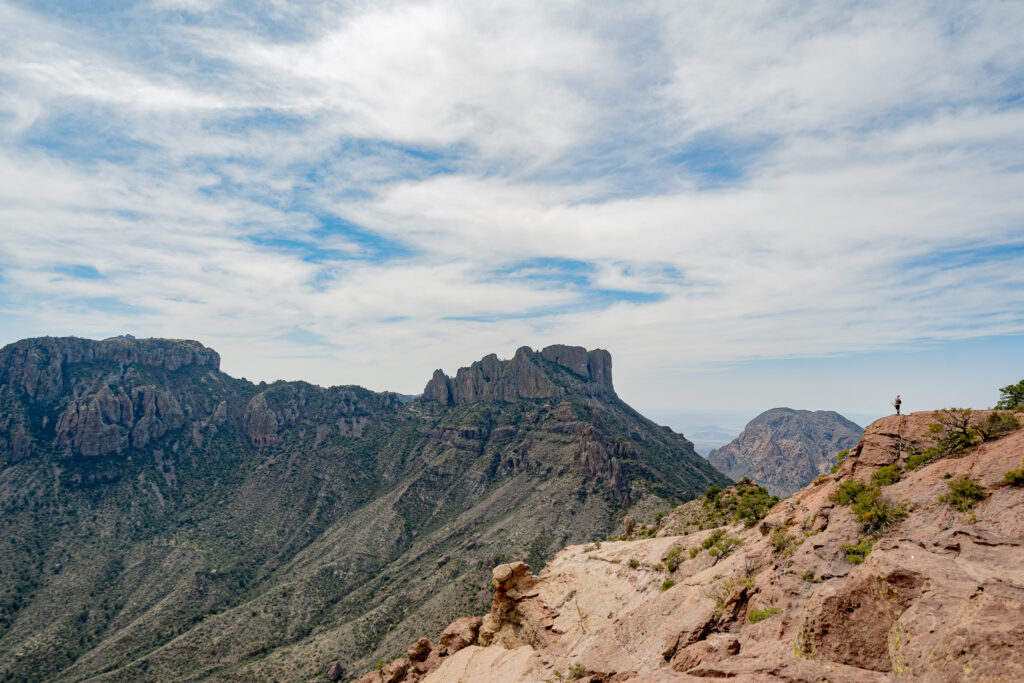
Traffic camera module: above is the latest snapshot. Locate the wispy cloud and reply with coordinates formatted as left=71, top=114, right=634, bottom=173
left=0, top=0, right=1022, bottom=410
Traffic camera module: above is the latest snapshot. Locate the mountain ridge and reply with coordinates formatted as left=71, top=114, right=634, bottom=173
left=0, top=335, right=727, bottom=681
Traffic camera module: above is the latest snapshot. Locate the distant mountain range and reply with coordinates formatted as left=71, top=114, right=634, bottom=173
left=0, top=336, right=726, bottom=681
left=707, top=408, right=863, bottom=496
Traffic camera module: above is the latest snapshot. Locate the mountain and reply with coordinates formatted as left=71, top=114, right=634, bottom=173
left=354, top=408, right=1024, bottom=682
left=707, top=408, right=862, bottom=496
left=0, top=336, right=727, bottom=681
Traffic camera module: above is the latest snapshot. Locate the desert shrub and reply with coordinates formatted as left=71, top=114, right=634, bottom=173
left=628, top=558, right=640, bottom=569
left=871, top=464, right=901, bottom=486
left=830, top=479, right=869, bottom=505
left=568, top=662, right=585, bottom=679
left=927, top=409, right=981, bottom=458
left=660, top=578, right=676, bottom=592
left=770, top=527, right=797, bottom=555
left=689, top=547, right=699, bottom=559
left=721, top=536, right=743, bottom=554
left=840, top=537, right=874, bottom=564
left=800, top=569, right=816, bottom=582
left=940, top=476, right=988, bottom=512
left=978, top=411, right=1021, bottom=439
left=813, top=474, right=830, bottom=484
left=850, top=487, right=906, bottom=532
left=1005, top=459, right=1024, bottom=487
left=708, top=575, right=754, bottom=615
left=832, top=480, right=905, bottom=532
left=748, top=606, right=782, bottom=623
left=702, top=529, right=725, bottom=550
left=905, top=452, right=933, bottom=471
left=704, top=479, right=779, bottom=527
left=702, top=532, right=742, bottom=558
left=663, top=545, right=685, bottom=572
left=830, top=449, right=850, bottom=474
left=704, top=485, right=723, bottom=506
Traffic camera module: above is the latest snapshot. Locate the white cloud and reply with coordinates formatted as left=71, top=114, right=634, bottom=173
left=0, top=0, right=1022, bottom=413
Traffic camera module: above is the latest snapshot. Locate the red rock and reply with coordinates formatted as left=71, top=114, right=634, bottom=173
left=437, top=616, right=482, bottom=655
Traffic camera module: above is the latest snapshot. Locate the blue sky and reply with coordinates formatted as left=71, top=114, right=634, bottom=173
left=1, top=0, right=1023, bottom=426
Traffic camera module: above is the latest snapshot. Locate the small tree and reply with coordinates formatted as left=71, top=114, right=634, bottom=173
left=996, top=380, right=1024, bottom=410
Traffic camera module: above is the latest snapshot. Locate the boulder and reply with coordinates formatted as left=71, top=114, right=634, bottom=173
left=325, top=660, right=344, bottom=681
left=437, top=616, right=482, bottom=655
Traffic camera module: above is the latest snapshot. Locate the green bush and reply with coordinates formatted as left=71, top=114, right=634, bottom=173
left=704, top=485, right=723, bottom=506
left=979, top=411, right=1021, bottom=439
left=663, top=546, right=685, bottom=572
left=871, top=464, right=901, bottom=486
left=703, top=479, right=779, bottom=527
left=830, top=479, right=869, bottom=505
left=660, top=578, right=676, bottom=592
left=748, top=606, right=782, bottom=623
left=832, top=480, right=905, bottom=532
left=905, top=451, right=934, bottom=470
left=840, top=537, right=875, bottom=564
left=940, top=476, right=988, bottom=512
left=800, top=569, right=816, bottom=582
left=701, top=529, right=724, bottom=549
left=770, top=526, right=796, bottom=555
left=628, top=558, right=640, bottom=569
left=830, top=449, right=850, bottom=474
left=1005, top=459, right=1024, bottom=487
left=850, top=487, right=906, bottom=532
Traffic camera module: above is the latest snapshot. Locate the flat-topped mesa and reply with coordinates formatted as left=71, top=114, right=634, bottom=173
left=421, top=344, right=615, bottom=405
left=0, top=336, right=220, bottom=403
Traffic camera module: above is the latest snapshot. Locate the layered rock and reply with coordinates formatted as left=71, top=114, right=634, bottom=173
left=355, top=410, right=1024, bottom=682
left=421, top=345, right=614, bottom=406
left=708, top=408, right=862, bottom=496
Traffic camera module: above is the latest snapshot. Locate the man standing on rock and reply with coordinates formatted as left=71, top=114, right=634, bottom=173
left=893, top=395, right=902, bottom=415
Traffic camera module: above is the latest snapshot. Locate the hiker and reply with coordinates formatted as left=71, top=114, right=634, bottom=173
left=894, top=395, right=902, bottom=415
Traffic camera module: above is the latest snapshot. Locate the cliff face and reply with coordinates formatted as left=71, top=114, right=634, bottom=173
left=355, top=409, right=1024, bottom=682
left=708, top=408, right=862, bottom=496
left=0, top=336, right=725, bottom=682
left=422, top=344, right=615, bottom=405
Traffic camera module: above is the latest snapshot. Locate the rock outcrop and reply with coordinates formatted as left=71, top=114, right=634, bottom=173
left=53, top=384, right=186, bottom=457
left=0, top=336, right=218, bottom=404
left=355, top=409, right=1024, bottom=682
left=421, top=345, right=614, bottom=405
left=708, top=407, right=862, bottom=496
left=242, top=392, right=279, bottom=447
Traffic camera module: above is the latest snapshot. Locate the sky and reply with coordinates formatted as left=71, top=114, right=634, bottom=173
left=1, top=0, right=1023, bottom=434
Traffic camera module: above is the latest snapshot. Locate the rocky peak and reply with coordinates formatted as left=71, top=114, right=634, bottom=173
left=421, top=344, right=615, bottom=405
left=708, top=407, right=862, bottom=496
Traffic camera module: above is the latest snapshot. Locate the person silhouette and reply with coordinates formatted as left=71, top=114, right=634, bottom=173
left=894, top=395, right=902, bottom=415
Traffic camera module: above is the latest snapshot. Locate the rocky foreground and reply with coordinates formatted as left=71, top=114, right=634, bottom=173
left=351, top=410, right=1024, bottom=682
